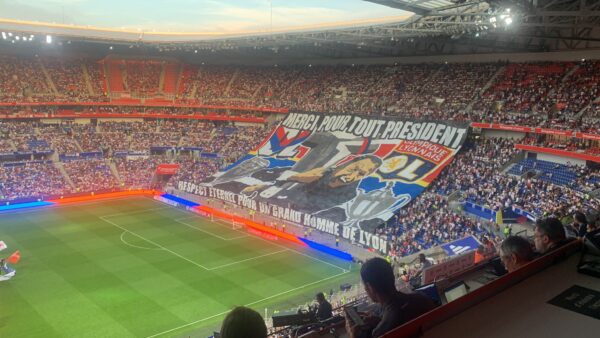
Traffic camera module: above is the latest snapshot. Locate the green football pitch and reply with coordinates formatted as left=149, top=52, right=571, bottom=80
left=0, top=196, right=359, bottom=337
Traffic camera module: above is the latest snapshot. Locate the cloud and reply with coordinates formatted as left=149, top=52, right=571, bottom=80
left=0, top=0, right=409, bottom=33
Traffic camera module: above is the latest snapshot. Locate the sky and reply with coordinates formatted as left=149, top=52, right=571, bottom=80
left=0, top=0, right=411, bottom=32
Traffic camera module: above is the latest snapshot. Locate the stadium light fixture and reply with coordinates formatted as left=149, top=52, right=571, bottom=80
left=1, top=32, right=6, bottom=40
left=15, top=36, right=20, bottom=41
left=504, top=17, right=513, bottom=25
left=8, top=32, right=12, bottom=37
left=46, top=35, right=52, bottom=44
left=109, top=46, right=113, bottom=50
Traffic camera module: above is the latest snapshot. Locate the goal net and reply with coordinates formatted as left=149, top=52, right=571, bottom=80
left=211, top=213, right=245, bottom=230
left=232, top=221, right=245, bottom=231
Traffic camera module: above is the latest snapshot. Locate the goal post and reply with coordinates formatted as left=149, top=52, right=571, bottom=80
left=232, top=220, right=244, bottom=230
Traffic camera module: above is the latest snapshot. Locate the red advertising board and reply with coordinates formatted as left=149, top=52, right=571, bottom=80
left=156, top=164, right=180, bottom=175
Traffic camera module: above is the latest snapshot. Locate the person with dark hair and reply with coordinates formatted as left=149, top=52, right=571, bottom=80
left=220, top=306, right=267, bottom=338
left=499, top=236, right=534, bottom=272
left=315, top=292, right=333, bottom=321
left=418, top=253, right=434, bottom=269
left=345, top=257, right=436, bottom=338
left=572, top=211, right=588, bottom=238
left=534, top=217, right=567, bottom=254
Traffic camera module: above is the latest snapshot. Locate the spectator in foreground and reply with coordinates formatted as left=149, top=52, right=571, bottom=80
left=499, top=236, right=535, bottom=272
left=220, top=306, right=267, bottom=338
left=418, top=253, right=434, bottom=269
left=315, top=292, right=333, bottom=321
left=345, top=257, right=436, bottom=338
left=571, top=211, right=588, bottom=238
left=533, top=217, right=567, bottom=254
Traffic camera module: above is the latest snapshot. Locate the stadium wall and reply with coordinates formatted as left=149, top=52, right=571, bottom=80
left=481, top=130, right=526, bottom=140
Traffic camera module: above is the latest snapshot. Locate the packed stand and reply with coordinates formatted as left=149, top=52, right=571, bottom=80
left=125, top=61, right=162, bottom=95
left=63, top=158, right=119, bottom=192
left=0, top=56, right=51, bottom=101
left=0, top=161, right=70, bottom=201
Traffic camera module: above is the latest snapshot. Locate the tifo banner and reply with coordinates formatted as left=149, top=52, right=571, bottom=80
left=440, top=236, right=481, bottom=256
left=156, top=164, right=180, bottom=175
left=178, top=112, right=469, bottom=253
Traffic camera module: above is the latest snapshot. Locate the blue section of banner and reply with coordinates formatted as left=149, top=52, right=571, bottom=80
left=299, top=238, right=353, bottom=261
left=0, top=201, right=54, bottom=212
left=160, top=194, right=200, bottom=207
left=441, top=236, right=481, bottom=256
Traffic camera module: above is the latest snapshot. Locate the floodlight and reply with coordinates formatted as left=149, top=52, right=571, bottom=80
left=8, top=32, right=12, bottom=37
left=46, top=35, right=52, bottom=44
left=15, top=36, right=20, bottom=41
left=505, top=17, right=513, bottom=25
left=1, top=32, right=6, bottom=40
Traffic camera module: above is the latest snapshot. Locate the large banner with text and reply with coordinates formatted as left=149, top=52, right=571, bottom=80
left=178, top=112, right=469, bottom=253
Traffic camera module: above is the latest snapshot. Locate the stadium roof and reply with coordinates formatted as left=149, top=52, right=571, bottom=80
left=0, top=0, right=599, bottom=61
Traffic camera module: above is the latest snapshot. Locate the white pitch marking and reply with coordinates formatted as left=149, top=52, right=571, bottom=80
left=119, top=231, right=162, bottom=251
left=206, top=249, right=288, bottom=271
left=106, top=218, right=294, bottom=273
left=100, top=216, right=211, bottom=271
left=180, top=214, right=348, bottom=273
left=174, top=218, right=249, bottom=241
left=100, top=206, right=174, bottom=219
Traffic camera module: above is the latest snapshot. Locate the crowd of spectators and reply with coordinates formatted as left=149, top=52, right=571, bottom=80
left=1, top=59, right=600, bottom=263
left=113, top=156, right=165, bottom=189
left=42, top=58, right=105, bottom=101
left=2, top=57, right=600, bottom=133
left=0, top=56, right=51, bottom=101
left=62, top=158, right=119, bottom=193
left=0, top=161, right=69, bottom=200
left=381, top=192, right=497, bottom=257
left=0, top=120, right=272, bottom=200
left=125, top=61, right=162, bottom=95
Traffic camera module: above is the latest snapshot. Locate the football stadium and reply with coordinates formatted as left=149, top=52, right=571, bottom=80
left=0, top=1, right=600, bottom=337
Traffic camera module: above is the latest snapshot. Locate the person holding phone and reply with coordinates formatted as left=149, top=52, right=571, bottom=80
left=345, top=258, right=436, bottom=338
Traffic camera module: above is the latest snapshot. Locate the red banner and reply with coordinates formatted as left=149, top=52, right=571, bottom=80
left=156, top=164, right=180, bottom=175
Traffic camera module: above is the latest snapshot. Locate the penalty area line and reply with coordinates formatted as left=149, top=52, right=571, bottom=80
left=145, top=270, right=349, bottom=338
left=177, top=213, right=348, bottom=273
left=99, top=216, right=211, bottom=271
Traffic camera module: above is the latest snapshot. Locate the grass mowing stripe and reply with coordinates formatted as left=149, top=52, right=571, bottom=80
left=99, top=216, right=212, bottom=271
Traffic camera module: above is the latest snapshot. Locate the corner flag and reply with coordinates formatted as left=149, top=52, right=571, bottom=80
left=7, top=250, right=20, bottom=264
